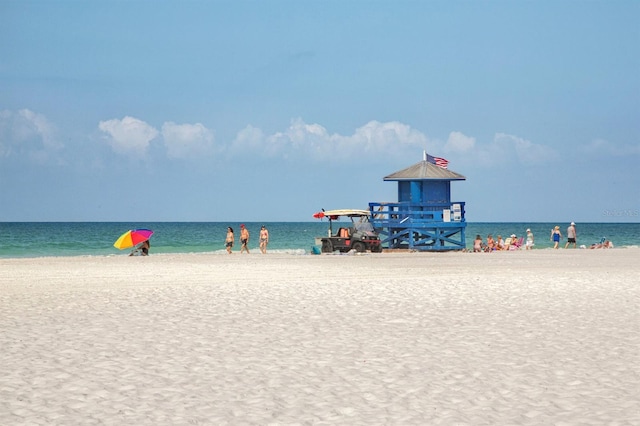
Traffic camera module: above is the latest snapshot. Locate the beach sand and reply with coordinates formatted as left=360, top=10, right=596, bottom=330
left=1, top=249, right=639, bottom=425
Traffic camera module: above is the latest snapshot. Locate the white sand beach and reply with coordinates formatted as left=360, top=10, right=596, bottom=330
left=1, top=249, right=639, bottom=425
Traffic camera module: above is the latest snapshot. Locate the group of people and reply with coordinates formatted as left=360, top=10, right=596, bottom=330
left=550, top=222, right=578, bottom=249
left=225, top=224, right=270, bottom=254
left=473, top=228, right=535, bottom=252
left=551, top=222, right=614, bottom=249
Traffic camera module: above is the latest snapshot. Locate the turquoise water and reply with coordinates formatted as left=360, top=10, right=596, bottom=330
left=1, top=222, right=638, bottom=258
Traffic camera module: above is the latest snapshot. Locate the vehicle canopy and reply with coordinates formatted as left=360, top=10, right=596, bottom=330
left=312, top=209, right=371, bottom=220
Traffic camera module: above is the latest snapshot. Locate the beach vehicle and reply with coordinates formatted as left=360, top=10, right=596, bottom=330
left=313, top=209, right=383, bottom=253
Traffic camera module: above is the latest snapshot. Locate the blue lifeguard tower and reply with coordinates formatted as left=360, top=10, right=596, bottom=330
left=369, top=152, right=467, bottom=251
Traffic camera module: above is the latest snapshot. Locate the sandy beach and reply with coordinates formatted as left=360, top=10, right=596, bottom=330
left=1, top=249, right=639, bottom=425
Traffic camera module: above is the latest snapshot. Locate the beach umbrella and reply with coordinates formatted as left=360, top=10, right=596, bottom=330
left=113, top=229, right=154, bottom=250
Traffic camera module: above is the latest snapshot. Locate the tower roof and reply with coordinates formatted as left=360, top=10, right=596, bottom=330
left=384, top=159, right=466, bottom=181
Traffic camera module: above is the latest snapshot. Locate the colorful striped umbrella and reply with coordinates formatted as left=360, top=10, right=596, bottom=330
left=113, top=229, right=154, bottom=250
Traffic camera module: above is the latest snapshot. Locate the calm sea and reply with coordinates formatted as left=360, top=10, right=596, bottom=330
left=0, top=222, right=638, bottom=258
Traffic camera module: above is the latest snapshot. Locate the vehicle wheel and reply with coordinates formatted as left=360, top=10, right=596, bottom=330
left=371, top=244, right=382, bottom=253
left=352, top=241, right=366, bottom=253
left=321, top=240, right=333, bottom=253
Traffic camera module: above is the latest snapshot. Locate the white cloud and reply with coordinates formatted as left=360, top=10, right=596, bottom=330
left=231, top=118, right=428, bottom=161
left=444, top=131, right=475, bottom=153
left=98, top=116, right=158, bottom=157
left=0, top=109, right=61, bottom=163
left=493, top=133, right=557, bottom=164
left=162, top=122, right=215, bottom=159
left=450, top=132, right=557, bottom=167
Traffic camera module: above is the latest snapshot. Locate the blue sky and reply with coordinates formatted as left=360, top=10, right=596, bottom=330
left=1, top=0, right=639, bottom=222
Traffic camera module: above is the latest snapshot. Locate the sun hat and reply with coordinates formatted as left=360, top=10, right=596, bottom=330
left=571, top=222, right=575, bottom=225
left=555, top=226, right=560, bottom=229
left=511, top=234, right=516, bottom=238
left=526, top=228, right=530, bottom=232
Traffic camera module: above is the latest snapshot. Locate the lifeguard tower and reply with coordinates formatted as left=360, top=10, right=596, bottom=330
left=369, top=152, right=467, bottom=251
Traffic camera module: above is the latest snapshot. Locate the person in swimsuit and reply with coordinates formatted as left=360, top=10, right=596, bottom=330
left=473, top=235, right=484, bottom=252
left=225, top=227, right=234, bottom=254
left=259, top=225, right=269, bottom=254
left=550, top=226, right=562, bottom=249
left=485, top=234, right=495, bottom=252
left=240, top=224, right=250, bottom=254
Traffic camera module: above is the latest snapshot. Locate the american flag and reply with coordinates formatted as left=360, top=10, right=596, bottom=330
left=426, top=153, right=449, bottom=169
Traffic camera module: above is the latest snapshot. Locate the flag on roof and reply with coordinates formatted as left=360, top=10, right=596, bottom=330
left=424, top=151, right=449, bottom=169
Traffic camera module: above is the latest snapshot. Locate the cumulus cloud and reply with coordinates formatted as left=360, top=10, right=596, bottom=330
left=162, top=122, right=215, bottom=159
left=0, top=109, right=61, bottom=163
left=98, top=116, right=159, bottom=157
left=444, top=131, right=475, bottom=153
left=447, top=131, right=557, bottom=167
left=493, top=133, right=557, bottom=164
left=231, top=118, right=428, bottom=161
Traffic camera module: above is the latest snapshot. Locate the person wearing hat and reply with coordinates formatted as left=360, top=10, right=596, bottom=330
left=240, top=224, right=250, bottom=254
left=525, top=228, right=534, bottom=250
left=565, top=222, right=577, bottom=249
left=550, top=225, right=562, bottom=249
left=259, top=225, right=269, bottom=254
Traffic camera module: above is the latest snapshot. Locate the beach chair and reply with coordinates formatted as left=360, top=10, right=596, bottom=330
left=512, top=237, right=524, bottom=250
left=503, top=237, right=512, bottom=249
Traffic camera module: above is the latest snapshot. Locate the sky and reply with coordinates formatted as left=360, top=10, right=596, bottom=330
left=1, top=0, right=639, bottom=223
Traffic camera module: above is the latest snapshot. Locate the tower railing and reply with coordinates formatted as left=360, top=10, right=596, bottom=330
left=368, top=201, right=466, bottom=250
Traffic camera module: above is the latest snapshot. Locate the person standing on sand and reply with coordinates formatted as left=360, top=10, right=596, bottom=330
left=240, top=224, right=250, bottom=254
left=525, top=228, right=534, bottom=250
left=259, top=225, right=269, bottom=254
left=550, top=226, right=562, bottom=249
left=565, top=222, right=577, bottom=249
left=225, top=227, right=234, bottom=254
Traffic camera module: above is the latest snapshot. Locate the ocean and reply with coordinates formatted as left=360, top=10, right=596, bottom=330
left=1, top=221, right=638, bottom=258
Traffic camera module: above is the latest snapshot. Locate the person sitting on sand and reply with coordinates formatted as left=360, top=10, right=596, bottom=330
left=590, top=239, right=614, bottom=249
left=473, top=235, right=484, bottom=252
left=485, top=234, right=495, bottom=252
left=503, top=235, right=514, bottom=250
left=496, top=235, right=505, bottom=250
left=129, top=240, right=150, bottom=256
